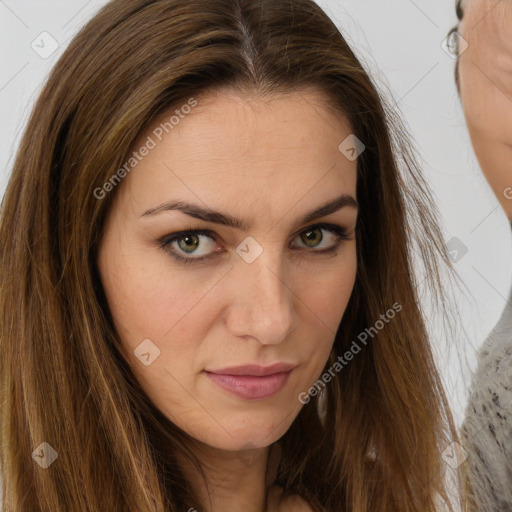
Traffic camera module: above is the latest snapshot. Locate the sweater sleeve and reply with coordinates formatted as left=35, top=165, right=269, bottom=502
left=461, top=299, right=512, bottom=512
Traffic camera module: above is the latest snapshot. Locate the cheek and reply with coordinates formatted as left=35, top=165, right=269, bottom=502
left=459, top=65, right=512, bottom=196
left=302, top=266, right=355, bottom=334
left=459, top=59, right=512, bottom=144
left=460, top=70, right=489, bottom=135
left=98, top=238, right=221, bottom=385
left=290, top=248, right=357, bottom=366
left=99, top=250, right=224, bottom=431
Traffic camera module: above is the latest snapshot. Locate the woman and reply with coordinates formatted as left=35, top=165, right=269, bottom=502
left=0, top=0, right=463, bottom=510
left=449, top=0, right=512, bottom=510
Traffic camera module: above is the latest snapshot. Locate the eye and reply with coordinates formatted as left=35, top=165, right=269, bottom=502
left=159, top=229, right=221, bottom=264
left=291, top=224, right=349, bottom=252
left=159, top=223, right=351, bottom=264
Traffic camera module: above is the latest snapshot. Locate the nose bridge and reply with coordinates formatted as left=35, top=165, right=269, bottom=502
left=227, top=246, right=296, bottom=344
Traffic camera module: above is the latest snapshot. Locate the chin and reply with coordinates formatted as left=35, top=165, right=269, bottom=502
left=189, top=411, right=296, bottom=452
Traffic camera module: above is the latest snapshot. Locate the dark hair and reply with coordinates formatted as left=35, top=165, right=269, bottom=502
left=0, top=0, right=464, bottom=510
left=448, top=0, right=466, bottom=90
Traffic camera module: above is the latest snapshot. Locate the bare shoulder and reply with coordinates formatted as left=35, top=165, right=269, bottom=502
left=267, top=485, right=315, bottom=512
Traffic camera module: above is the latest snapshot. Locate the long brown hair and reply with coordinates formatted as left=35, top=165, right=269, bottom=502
left=0, top=0, right=464, bottom=510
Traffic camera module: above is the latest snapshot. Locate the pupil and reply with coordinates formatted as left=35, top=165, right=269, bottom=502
left=178, top=235, right=199, bottom=253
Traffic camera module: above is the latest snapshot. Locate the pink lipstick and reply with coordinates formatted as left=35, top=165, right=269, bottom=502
left=204, top=363, right=295, bottom=400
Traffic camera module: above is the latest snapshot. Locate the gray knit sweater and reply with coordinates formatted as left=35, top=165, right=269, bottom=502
left=461, top=242, right=512, bottom=511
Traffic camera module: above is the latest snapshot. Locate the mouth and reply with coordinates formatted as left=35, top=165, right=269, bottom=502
left=203, top=363, right=297, bottom=400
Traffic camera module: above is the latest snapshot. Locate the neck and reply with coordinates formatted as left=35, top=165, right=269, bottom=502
left=177, top=440, right=282, bottom=512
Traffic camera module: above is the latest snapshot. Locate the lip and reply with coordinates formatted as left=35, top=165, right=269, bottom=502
left=206, top=363, right=297, bottom=376
left=204, top=363, right=296, bottom=400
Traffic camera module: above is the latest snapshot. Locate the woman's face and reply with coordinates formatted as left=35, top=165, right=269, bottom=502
left=458, top=0, right=512, bottom=218
left=97, top=88, right=358, bottom=451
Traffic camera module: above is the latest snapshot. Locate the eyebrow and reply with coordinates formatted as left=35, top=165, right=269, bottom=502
left=140, top=193, right=358, bottom=231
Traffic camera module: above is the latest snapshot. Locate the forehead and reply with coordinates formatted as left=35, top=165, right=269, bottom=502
left=145, top=90, right=349, bottom=179
left=148, top=87, right=350, bottom=146
left=117, top=88, right=358, bottom=221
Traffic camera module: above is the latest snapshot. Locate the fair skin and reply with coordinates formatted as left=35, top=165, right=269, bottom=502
left=97, top=88, right=358, bottom=512
left=458, top=0, right=512, bottom=219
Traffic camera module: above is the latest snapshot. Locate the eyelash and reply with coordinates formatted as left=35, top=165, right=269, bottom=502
left=158, top=223, right=351, bottom=265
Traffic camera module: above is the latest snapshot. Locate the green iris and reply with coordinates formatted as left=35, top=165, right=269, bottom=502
left=177, top=234, right=200, bottom=253
left=301, top=228, right=323, bottom=248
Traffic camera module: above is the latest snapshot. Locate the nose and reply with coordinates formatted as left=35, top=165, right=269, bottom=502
left=223, top=250, right=298, bottom=345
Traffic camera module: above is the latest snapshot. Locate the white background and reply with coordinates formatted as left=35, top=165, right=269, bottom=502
left=1, top=0, right=511, bottom=427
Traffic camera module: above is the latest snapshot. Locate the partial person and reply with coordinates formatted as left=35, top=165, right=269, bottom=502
left=0, top=1, right=465, bottom=510
left=449, top=0, right=512, bottom=510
